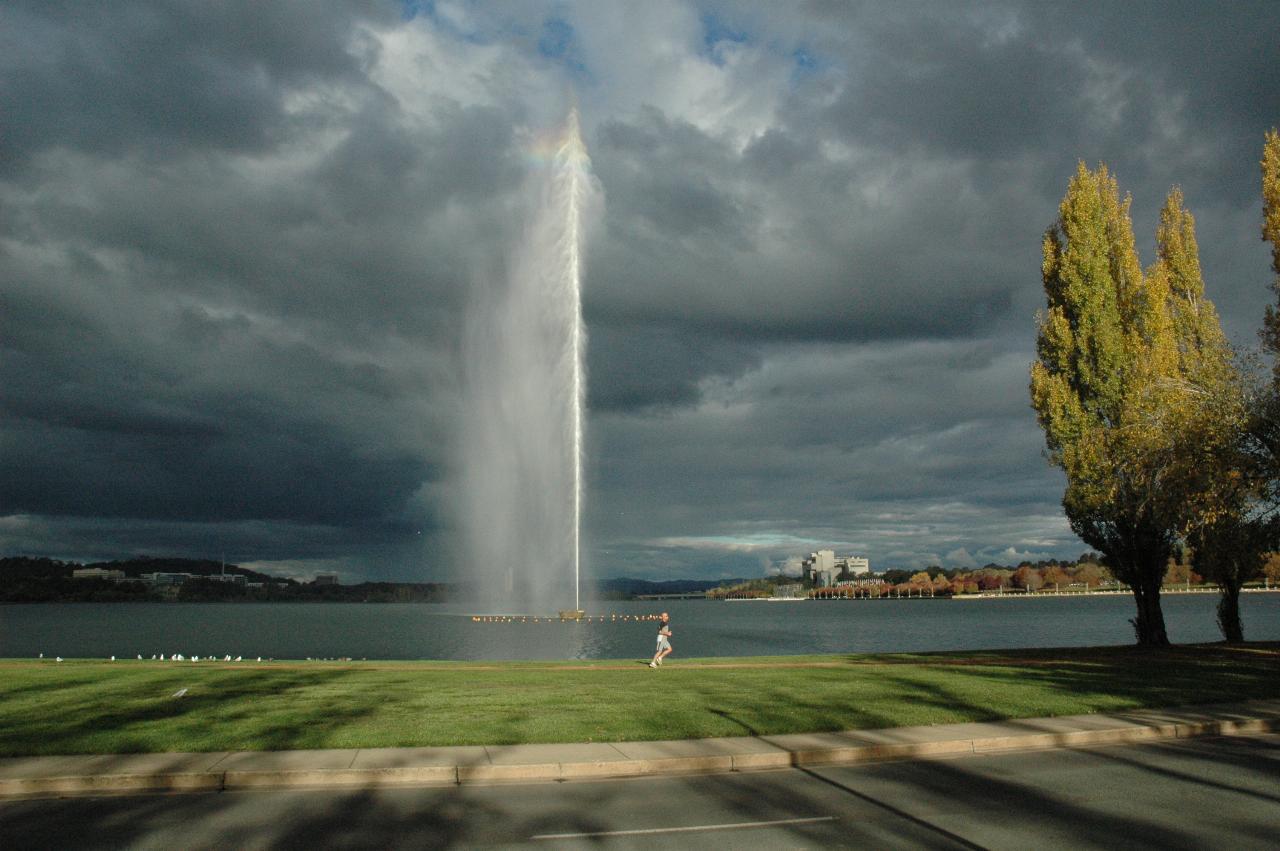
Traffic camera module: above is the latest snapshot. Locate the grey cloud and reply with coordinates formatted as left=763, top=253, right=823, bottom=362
left=588, top=322, right=763, bottom=412
left=0, top=1, right=392, bottom=175
left=588, top=108, right=1019, bottom=352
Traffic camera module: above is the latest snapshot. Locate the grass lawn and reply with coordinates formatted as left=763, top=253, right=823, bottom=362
left=2, top=643, right=1278, bottom=756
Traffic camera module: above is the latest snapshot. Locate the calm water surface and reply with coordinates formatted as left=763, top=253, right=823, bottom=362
left=1, top=593, right=1277, bottom=660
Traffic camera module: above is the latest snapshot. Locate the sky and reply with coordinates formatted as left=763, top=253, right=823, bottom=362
left=2, top=1, right=1278, bottom=583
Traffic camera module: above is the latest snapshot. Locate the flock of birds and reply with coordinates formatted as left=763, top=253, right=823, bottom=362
left=40, top=653, right=266, bottom=663
left=35, top=614, right=663, bottom=661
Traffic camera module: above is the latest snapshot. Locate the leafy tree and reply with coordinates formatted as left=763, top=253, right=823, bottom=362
left=1260, top=130, right=1280, bottom=362
left=1189, top=518, right=1271, bottom=642
left=1146, top=184, right=1271, bottom=641
left=1012, top=565, right=1044, bottom=591
left=1180, top=132, right=1280, bottom=641
left=1256, top=130, right=1280, bottom=510
left=1031, top=165, right=1237, bottom=644
left=1042, top=565, right=1071, bottom=588
left=977, top=574, right=1003, bottom=591
left=1263, top=553, right=1280, bottom=586
left=1071, top=561, right=1112, bottom=588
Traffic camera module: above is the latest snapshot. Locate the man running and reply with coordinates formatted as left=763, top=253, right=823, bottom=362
left=649, top=612, right=672, bottom=667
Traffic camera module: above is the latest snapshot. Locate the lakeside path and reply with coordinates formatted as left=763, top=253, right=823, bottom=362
left=3, top=643, right=1279, bottom=762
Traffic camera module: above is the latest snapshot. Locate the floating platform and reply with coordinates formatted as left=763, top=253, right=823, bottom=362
left=467, top=612, right=660, bottom=623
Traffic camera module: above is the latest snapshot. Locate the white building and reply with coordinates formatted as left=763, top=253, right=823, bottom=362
left=802, top=550, right=837, bottom=586
left=801, top=551, right=871, bottom=585
left=840, top=557, right=870, bottom=576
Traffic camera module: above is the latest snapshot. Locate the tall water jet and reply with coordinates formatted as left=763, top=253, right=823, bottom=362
left=458, top=109, right=601, bottom=614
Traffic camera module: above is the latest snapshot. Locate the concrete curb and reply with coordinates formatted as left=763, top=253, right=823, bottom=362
left=2, top=703, right=1277, bottom=799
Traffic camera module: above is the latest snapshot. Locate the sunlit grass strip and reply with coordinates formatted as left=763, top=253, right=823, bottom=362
left=1, top=643, right=1276, bottom=756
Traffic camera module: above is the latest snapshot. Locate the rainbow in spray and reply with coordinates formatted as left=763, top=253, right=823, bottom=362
left=458, top=108, right=601, bottom=614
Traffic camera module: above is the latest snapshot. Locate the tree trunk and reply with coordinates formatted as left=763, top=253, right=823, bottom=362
left=1216, top=583, right=1244, bottom=644
left=1130, top=575, right=1170, bottom=646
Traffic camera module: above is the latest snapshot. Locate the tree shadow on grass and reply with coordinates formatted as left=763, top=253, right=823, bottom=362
left=829, top=643, right=1280, bottom=725
left=0, top=668, right=390, bottom=757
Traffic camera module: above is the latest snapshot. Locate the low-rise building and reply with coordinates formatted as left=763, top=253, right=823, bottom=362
left=141, top=572, right=194, bottom=586
left=71, top=568, right=126, bottom=581
left=840, top=557, right=870, bottom=576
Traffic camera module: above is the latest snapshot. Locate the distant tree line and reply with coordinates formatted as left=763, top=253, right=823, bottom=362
left=710, top=550, right=1280, bottom=601
left=1030, top=130, right=1280, bottom=644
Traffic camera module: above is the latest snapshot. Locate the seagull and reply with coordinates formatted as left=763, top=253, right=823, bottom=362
left=56, top=657, right=63, bottom=662
left=172, top=688, right=188, bottom=698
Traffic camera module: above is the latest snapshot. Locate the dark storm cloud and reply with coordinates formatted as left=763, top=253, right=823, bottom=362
left=2, top=1, right=1277, bottom=580
left=0, top=1, right=526, bottom=575
left=797, top=0, right=1280, bottom=214
left=588, top=322, right=762, bottom=412
left=0, top=0, right=392, bottom=175
left=587, top=106, right=1017, bottom=359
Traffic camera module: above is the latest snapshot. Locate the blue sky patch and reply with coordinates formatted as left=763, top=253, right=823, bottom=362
left=700, top=12, right=751, bottom=66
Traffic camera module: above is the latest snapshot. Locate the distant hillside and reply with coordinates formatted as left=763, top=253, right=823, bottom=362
left=0, top=556, right=282, bottom=584
left=0, top=556, right=449, bottom=603
left=1, top=557, right=740, bottom=603
left=85, top=557, right=281, bottom=584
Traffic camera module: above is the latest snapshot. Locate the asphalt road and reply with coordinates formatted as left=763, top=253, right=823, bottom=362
left=3, top=734, right=1278, bottom=849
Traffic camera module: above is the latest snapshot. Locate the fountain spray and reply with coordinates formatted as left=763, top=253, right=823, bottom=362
left=561, top=107, right=587, bottom=614
left=458, top=108, right=600, bottom=616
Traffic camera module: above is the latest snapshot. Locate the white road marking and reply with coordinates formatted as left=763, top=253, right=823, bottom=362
left=531, top=815, right=837, bottom=840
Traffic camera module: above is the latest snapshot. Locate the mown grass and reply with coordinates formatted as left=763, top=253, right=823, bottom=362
left=2, top=643, right=1278, bottom=756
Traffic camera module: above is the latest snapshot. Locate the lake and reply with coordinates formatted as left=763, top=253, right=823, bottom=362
left=2, top=591, right=1277, bottom=660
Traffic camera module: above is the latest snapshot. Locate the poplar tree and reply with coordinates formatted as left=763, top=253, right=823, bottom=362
left=1032, top=164, right=1174, bottom=645
left=1150, top=189, right=1257, bottom=643
left=1194, top=130, right=1280, bottom=642
left=1260, top=129, right=1280, bottom=360
left=1031, top=166, right=1240, bottom=645
left=1258, top=130, right=1280, bottom=474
